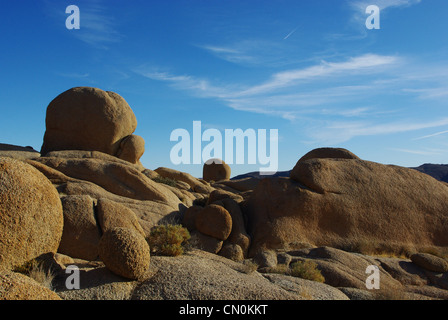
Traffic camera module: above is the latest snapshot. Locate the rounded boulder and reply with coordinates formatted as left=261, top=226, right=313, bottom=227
left=203, top=158, right=231, bottom=182
left=98, top=227, right=150, bottom=280
left=0, top=157, right=64, bottom=271
left=41, top=87, right=137, bottom=158
left=195, top=204, right=232, bottom=241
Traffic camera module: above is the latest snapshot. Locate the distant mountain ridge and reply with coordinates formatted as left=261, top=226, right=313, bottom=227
left=232, top=163, right=448, bottom=184
left=411, top=164, right=448, bottom=183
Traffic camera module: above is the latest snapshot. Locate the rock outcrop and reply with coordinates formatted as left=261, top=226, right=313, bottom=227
left=41, top=87, right=144, bottom=165
left=245, top=151, right=448, bottom=256
left=0, top=157, right=64, bottom=271
left=3, top=84, right=448, bottom=301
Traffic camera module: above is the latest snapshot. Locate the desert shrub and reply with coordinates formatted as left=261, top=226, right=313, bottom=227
left=13, top=259, right=55, bottom=290
left=265, top=264, right=289, bottom=275
left=290, top=260, right=325, bottom=283
left=152, top=176, right=177, bottom=187
left=241, top=260, right=259, bottom=274
left=147, top=224, right=191, bottom=256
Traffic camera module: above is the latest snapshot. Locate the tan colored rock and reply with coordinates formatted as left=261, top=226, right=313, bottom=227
left=56, top=179, right=181, bottom=235
left=411, top=253, right=448, bottom=273
left=207, top=189, right=243, bottom=204
left=0, top=271, right=61, bottom=300
left=115, top=134, right=145, bottom=165
left=0, top=157, right=63, bottom=271
left=43, top=150, right=144, bottom=170
left=58, top=195, right=100, bottom=261
left=36, top=156, right=180, bottom=207
left=294, top=147, right=359, bottom=165
left=97, top=198, right=145, bottom=238
left=195, top=204, right=232, bottom=241
left=305, top=247, right=402, bottom=290
left=0, top=143, right=40, bottom=161
left=219, top=243, right=244, bottom=262
left=263, top=274, right=349, bottom=300
left=98, top=227, right=150, bottom=280
left=190, top=231, right=223, bottom=254
left=41, top=87, right=137, bottom=159
left=54, top=262, right=140, bottom=300
left=155, top=167, right=201, bottom=188
left=203, top=158, right=231, bottom=182
left=154, top=167, right=215, bottom=194
left=245, top=157, right=448, bottom=255
left=216, top=177, right=260, bottom=192
left=26, top=159, right=74, bottom=184
left=221, top=198, right=250, bottom=256
left=132, top=249, right=299, bottom=300
left=182, top=205, right=203, bottom=231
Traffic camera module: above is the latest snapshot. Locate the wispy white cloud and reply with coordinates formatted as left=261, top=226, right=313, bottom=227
left=74, top=3, right=122, bottom=48
left=349, top=0, right=422, bottom=11
left=413, top=130, right=448, bottom=140
left=135, top=69, right=233, bottom=99
left=389, top=148, right=443, bottom=156
left=403, top=87, right=448, bottom=100
left=238, top=54, right=399, bottom=96
left=45, top=0, right=121, bottom=49
left=311, top=118, right=448, bottom=144
left=136, top=54, right=399, bottom=101
left=342, top=0, right=422, bottom=39
left=137, top=52, right=448, bottom=144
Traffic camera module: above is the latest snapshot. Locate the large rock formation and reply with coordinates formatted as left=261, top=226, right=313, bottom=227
left=40, top=87, right=144, bottom=165
left=245, top=153, right=448, bottom=255
left=203, top=158, right=231, bottom=182
left=0, top=157, right=64, bottom=271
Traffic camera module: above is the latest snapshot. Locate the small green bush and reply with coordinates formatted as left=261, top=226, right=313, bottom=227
left=290, top=260, right=325, bottom=283
left=152, top=176, right=177, bottom=187
left=147, top=224, right=191, bottom=256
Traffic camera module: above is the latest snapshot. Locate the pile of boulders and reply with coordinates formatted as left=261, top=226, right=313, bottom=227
left=1, top=86, right=448, bottom=300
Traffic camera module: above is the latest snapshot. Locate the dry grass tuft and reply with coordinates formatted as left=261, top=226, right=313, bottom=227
left=14, top=259, right=55, bottom=290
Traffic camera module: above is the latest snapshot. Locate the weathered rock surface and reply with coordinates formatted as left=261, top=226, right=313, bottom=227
left=131, top=250, right=299, bottom=300
left=294, top=147, right=359, bottom=166
left=98, top=228, right=150, bottom=280
left=58, top=195, right=100, bottom=261
left=203, top=158, right=231, bottom=182
left=0, top=143, right=40, bottom=160
left=36, top=155, right=180, bottom=206
left=97, top=198, right=146, bottom=238
left=41, top=87, right=140, bottom=163
left=0, top=157, right=63, bottom=271
left=195, top=204, right=233, bottom=241
left=245, top=156, right=448, bottom=255
left=0, top=271, right=61, bottom=300
left=155, top=167, right=215, bottom=194
left=410, top=253, right=448, bottom=273
left=263, top=273, right=349, bottom=300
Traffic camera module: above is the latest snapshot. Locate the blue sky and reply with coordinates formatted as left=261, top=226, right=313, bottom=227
left=1, top=0, right=447, bottom=178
